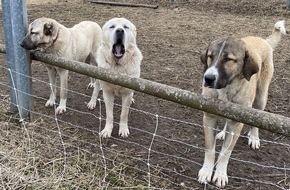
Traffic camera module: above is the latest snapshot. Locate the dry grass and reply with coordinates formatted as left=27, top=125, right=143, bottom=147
left=0, top=123, right=145, bottom=189
left=0, top=93, right=146, bottom=189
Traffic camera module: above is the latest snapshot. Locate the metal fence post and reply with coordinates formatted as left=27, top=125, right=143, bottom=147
left=2, top=0, right=32, bottom=120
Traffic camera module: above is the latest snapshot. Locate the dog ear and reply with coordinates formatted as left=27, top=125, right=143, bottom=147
left=43, top=23, right=53, bottom=35
left=200, top=49, right=208, bottom=73
left=242, top=50, right=259, bottom=81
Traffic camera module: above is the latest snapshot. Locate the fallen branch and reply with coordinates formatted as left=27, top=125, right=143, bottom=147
left=87, top=0, right=158, bottom=9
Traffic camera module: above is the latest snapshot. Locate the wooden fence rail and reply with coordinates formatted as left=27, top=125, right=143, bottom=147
left=1, top=44, right=290, bottom=136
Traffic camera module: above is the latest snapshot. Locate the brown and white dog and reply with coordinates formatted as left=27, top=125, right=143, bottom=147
left=198, top=21, right=286, bottom=188
left=87, top=17, right=143, bottom=138
left=20, top=17, right=102, bottom=114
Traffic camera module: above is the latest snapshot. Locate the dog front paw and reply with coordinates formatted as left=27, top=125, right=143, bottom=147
left=100, top=126, right=113, bottom=138
left=87, top=99, right=97, bottom=110
left=55, top=105, right=66, bottom=115
left=248, top=129, right=260, bottom=149
left=119, top=124, right=129, bottom=138
left=45, top=99, right=55, bottom=107
left=198, top=166, right=213, bottom=184
left=212, top=171, right=228, bottom=188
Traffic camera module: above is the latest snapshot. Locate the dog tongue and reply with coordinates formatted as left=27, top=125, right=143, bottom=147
left=115, top=44, right=123, bottom=56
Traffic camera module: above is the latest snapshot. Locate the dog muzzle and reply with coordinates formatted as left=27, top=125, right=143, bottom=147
left=112, top=28, right=125, bottom=59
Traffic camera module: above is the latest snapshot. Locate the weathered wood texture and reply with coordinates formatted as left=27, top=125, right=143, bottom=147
left=0, top=44, right=290, bottom=136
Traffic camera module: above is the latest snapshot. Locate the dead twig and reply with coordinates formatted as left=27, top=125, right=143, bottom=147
left=87, top=0, right=158, bottom=9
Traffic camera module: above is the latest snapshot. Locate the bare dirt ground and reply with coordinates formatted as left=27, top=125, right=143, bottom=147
left=1, top=0, right=290, bottom=189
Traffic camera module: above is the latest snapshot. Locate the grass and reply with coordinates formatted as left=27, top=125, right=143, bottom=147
left=0, top=92, right=148, bottom=189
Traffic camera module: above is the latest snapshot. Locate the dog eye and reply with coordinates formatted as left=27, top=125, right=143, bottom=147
left=124, top=25, right=129, bottom=29
left=224, top=57, right=236, bottom=63
left=224, top=58, right=234, bottom=62
left=109, top=25, right=115, bottom=29
left=31, top=32, right=39, bottom=35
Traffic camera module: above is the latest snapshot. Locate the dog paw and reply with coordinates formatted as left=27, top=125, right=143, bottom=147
left=55, top=105, right=66, bottom=115
left=248, top=130, right=260, bottom=150
left=212, top=171, right=228, bottom=188
left=198, top=167, right=213, bottom=184
left=100, top=127, right=113, bottom=138
left=216, top=130, right=225, bottom=140
left=119, top=124, right=130, bottom=138
left=248, top=136, right=260, bottom=149
left=87, top=82, right=95, bottom=89
left=87, top=100, right=97, bottom=110
left=45, top=99, right=55, bottom=107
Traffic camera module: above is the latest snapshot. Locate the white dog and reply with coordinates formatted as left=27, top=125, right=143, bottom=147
left=21, top=17, right=102, bottom=114
left=87, top=18, right=143, bottom=138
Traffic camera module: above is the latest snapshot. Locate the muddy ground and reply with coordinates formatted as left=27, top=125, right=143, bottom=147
left=0, top=0, right=290, bottom=189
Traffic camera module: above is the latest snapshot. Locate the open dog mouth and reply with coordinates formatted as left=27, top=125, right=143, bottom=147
left=112, top=40, right=125, bottom=59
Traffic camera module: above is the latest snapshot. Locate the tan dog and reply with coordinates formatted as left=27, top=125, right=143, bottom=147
left=198, top=21, right=286, bottom=188
left=20, top=17, right=102, bottom=114
left=87, top=17, right=143, bottom=138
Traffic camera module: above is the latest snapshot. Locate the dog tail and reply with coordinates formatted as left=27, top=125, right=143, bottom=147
left=266, top=20, right=286, bottom=50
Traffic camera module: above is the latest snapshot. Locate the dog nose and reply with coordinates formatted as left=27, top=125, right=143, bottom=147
left=20, top=41, right=24, bottom=48
left=116, top=28, right=124, bottom=34
left=204, top=75, right=216, bottom=86
left=115, top=28, right=124, bottom=41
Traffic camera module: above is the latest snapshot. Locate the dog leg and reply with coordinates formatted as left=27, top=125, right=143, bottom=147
left=100, top=90, right=114, bottom=138
left=249, top=63, right=272, bottom=149
left=87, top=80, right=101, bottom=110
left=45, top=67, right=57, bottom=107
left=85, top=53, right=98, bottom=89
left=249, top=93, right=267, bottom=149
left=119, top=92, right=134, bottom=138
left=56, top=69, right=68, bottom=114
left=213, top=120, right=243, bottom=188
left=198, top=113, right=218, bottom=184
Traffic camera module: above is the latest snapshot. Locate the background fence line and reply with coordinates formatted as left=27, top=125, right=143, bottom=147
left=0, top=44, right=290, bottom=136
